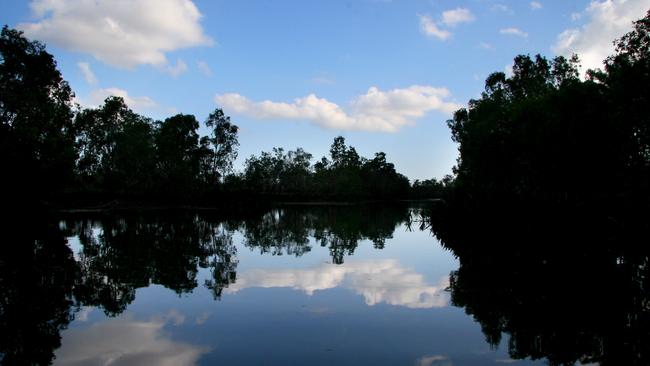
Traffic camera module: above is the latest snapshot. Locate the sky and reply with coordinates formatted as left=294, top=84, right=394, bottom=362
left=2, top=0, right=649, bottom=180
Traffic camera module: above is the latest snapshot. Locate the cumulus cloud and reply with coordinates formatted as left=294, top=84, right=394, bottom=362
left=54, top=315, right=210, bottom=366
left=226, top=259, right=450, bottom=308
left=419, top=8, right=474, bottom=40
left=77, top=62, right=97, bottom=85
left=215, top=85, right=460, bottom=133
left=552, top=0, right=650, bottom=73
left=419, top=15, right=452, bottom=40
left=500, top=27, right=529, bottom=38
left=441, top=8, right=475, bottom=27
left=530, top=1, right=543, bottom=10
left=19, top=0, right=213, bottom=69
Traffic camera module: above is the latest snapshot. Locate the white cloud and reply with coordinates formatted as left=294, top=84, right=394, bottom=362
left=530, top=1, right=543, bottom=10
left=160, top=59, right=188, bottom=77
left=82, top=87, right=157, bottom=111
left=55, top=315, right=209, bottom=366
left=419, top=14, right=452, bottom=40
left=19, top=0, right=213, bottom=69
left=226, top=259, right=450, bottom=308
left=215, top=85, right=461, bottom=133
left=197, top=60, right=213, bottom=77
left=441, top=8, right=475, bottom=27
left=77, top=62, right=97, bottom=85
left=500, top=27, right=529, bottom=38
left=552, top=0, right=650, bottom=73
left=419, top=8, right=475, bottom=40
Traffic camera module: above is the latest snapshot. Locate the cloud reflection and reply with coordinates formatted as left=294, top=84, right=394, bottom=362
left=54, top=314, right=209, bottom=366
left=227, top=259, right=449, bottom=308
left=416, top=355, right=453, bottom=366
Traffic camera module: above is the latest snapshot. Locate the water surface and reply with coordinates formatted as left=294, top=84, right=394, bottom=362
left=1, top=204, right=645, bottom=365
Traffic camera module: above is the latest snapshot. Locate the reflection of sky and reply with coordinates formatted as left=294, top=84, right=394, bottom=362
left=227, top=259, right=450, bottom=308
left=59, top=222, right=543, bottom=366
left=55, top=313, right=209, bottom=366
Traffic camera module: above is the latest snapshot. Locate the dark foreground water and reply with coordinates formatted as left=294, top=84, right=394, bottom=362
left=1, top=204, right=647, bottom=365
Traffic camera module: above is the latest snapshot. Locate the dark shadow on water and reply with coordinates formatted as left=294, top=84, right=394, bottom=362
left=425, top=202, right=650, bottom=366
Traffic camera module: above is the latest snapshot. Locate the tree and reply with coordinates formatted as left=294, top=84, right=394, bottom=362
left=0, top=26, right=76, bottom=198
left=203, top=109, right=239, bottom=186
left=446, top=53, right=616, bottom=205
left=155, top=114, right=200, bottom=194
left=74, top=96, right=155, bottom=192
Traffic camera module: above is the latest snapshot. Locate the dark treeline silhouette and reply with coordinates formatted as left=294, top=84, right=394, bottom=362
left=419, top=11, right=650, bottom=365
left=423, top=203, right=650, bottom=366
left=0, top=26, right=420, bottom=206
left=0, top=216, right=77, bottom=365
left=445, top=11, right=650, bottom=211
left=238, top=138, right=410, bottom=200
left=0, top=204, right=409, bottom=364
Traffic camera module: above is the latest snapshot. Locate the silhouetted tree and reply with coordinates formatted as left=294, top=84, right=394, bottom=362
left=155, top=114, right=200, bottom=195
left=0, top=26, right=76, bottom=200
left=201, top=108, right=239, bottom=186
left=0, top=215, right=77, bottom=365
left=75, top=96, right=156, bottom=193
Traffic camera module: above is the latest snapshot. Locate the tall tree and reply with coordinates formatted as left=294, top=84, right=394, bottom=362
left=0, top=26, right=76, bottom=198
left=203, top=109, right=239, bottom=186
left=155, top=114, right=200, bottom=194
left=74, top=96, right=155, bottom=192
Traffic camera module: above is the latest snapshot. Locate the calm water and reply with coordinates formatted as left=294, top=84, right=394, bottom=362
left=1, top=204, right=646, bottom=365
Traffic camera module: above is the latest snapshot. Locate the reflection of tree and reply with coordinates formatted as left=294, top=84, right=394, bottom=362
left=1, top=205, right=408, bottom=364
left=238, top=204, right=409, bottom=264
left=0, top=215, right=78, bottom=365
left=65, top=211, right=240, bottom=312
left=429, top=205, right=650, bottom=366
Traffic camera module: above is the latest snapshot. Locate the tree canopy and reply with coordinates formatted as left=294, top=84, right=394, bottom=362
left=446, top=10, right=650, bottom=208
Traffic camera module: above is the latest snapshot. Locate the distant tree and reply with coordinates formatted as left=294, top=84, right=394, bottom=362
left=203, top=108, right=239, bottom=186
left=0, top=26, right=76, bottom=198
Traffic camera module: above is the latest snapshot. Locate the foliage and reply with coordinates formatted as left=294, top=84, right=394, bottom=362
left=447, top=11, right=650, bottom=208
left=0, top=26, right=76, bottom=198
left=0, top=26, right=418, bottom=203
left=201, top=109, right=239, bottom=185
left=242, top=136, right=410, bottom=199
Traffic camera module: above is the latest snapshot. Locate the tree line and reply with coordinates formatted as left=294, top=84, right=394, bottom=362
left=0, top=26, right=419, bottom=205
left=445, top=11, right=650, bottom=211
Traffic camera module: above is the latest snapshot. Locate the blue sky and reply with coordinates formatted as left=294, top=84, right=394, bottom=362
left=2, top=0, right=649, bottom=180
